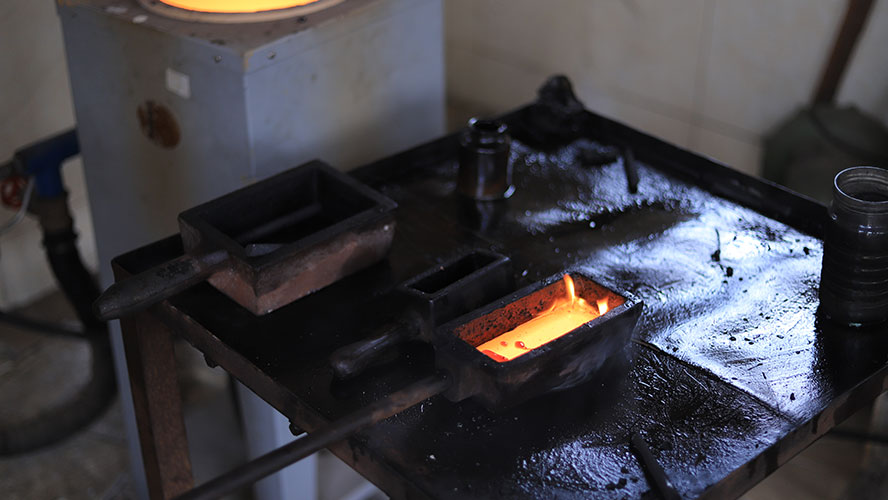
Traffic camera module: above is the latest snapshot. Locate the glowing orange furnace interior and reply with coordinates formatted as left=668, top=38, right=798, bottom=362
left=157, top=0, right=322, bottom=13
left=476, top=275, right=622, bottom=362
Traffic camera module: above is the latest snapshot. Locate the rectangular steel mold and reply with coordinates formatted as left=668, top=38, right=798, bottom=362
left=328, top=250, right=513, bottom=380
left=434, top=272, right=643, bottom=410
left=180, top=160, right=397, bottom=314
left=398, top=250, right=513, bottom=329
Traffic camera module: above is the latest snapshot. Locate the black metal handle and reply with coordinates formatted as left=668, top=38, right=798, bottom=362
left=94, top=251, right=228, bottom=321
left=329, top=321, right=415, bottom=379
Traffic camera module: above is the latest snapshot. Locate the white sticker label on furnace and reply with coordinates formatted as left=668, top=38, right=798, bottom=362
left=165, top=68, right=191, bottom=99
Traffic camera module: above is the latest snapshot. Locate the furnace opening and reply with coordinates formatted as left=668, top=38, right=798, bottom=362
left=155, top=0, right=323, bottom=13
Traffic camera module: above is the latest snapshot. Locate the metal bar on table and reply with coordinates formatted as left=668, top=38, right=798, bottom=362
left=623, top=147, right=639, bottom=194
left=174, top=374, right=451, bottom=500
left=631, top=432, right=681, bottom=500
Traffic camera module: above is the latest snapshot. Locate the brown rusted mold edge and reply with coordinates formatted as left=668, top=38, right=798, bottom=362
left=206, top=218, right=395, bottom=315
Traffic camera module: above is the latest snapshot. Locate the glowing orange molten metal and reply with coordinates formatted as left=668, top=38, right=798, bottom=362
left=157, top=0, right=321, bottom=13
left=477, top=275, right=612, bottom=362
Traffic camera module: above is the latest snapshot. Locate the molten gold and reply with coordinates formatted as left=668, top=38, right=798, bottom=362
left=477, top=275, right=611, bottom=362
left=157, top=0, right=321, bottom=13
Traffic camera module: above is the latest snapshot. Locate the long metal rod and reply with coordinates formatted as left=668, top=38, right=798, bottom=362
left=630, top=432, right=681, bottom=500
left=812, top=0, right=876, bottom=104
left=174, top=374, right=450, bottom=500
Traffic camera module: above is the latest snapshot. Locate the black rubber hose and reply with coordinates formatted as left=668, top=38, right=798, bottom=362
left=0, top=219, right=116, bottom=455
left=42, top=228, right=105, bottom=331
left=0, top=335, right=115, bottom=455
left=0, top=310, right=83, bottom=338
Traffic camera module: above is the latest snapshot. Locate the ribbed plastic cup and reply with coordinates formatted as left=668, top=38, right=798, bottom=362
left=819, top=166, right=888, bottom=326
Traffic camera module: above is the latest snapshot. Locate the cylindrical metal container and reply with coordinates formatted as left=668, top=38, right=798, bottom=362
left=820, top=166, right=888, bottom=326
left=457, top=118, right=514, bottom=200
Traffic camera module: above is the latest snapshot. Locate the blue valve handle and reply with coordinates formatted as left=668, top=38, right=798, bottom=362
left=9, top=129, right=79, bottom=198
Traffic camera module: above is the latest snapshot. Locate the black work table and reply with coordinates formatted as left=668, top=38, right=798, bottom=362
left=115, top=95, right=888, bottom=500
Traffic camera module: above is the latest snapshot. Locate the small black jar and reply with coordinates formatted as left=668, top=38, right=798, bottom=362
left=457, top=118, right=514, bottom=200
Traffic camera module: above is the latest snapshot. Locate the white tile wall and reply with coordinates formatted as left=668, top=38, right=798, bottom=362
left=701, top=0, right=844, bottom=135
left=585, top=89, right=695, bottom=148
left=0, top=0, right=97, bottom=308
left=690, top=127, right=763, bottom=176
left=580, top=0, right=709, bottom=117
left=446, top=44, right=551, bottom=114
left=476, top=0, right=589, bottom=72
left=445, top=0, right=888, bottom=178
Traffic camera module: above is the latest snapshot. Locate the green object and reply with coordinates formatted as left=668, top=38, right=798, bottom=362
left=763, top=105, right=888, bottom=204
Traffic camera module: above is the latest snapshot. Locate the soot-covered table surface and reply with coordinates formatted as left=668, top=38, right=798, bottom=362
left=116, top=81, right=888, bottom=499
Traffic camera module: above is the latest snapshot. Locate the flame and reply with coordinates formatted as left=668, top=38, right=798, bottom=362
left=565, top=274, right=577, bottom=303
left=564, top=273, right=595, bottom=310
left=597, top=298, right=609, bottom=316
left=476, top=275, right=616, bottom=362
left=157, top=0, right=321, bottom=13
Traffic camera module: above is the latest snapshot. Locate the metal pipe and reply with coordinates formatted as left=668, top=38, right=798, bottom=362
left=812, top=0, right=876, bottom=104
left=174, top=374, right=451, bottom=500
left=630, top=432, right=681, bottom=500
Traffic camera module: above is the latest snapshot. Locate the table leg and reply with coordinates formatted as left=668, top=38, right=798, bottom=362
left=121, top=311, right=194, bottom=500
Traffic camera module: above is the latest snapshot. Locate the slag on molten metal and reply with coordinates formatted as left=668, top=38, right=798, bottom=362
left=477, top=275, right=616, bottom=362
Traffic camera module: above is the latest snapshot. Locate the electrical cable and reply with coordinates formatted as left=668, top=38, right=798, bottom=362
left=0, top=174, right=87, bottom=339
left=0, top=332, right=116, bottom=455
left=0, top=217, right=117, bottom=454
left=0, top=139, right=116, bottom=454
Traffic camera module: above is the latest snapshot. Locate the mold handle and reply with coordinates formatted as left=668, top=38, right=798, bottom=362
left=330, top=320, right=416, bottom=379
left=94, top=251, right=228, bottom=321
